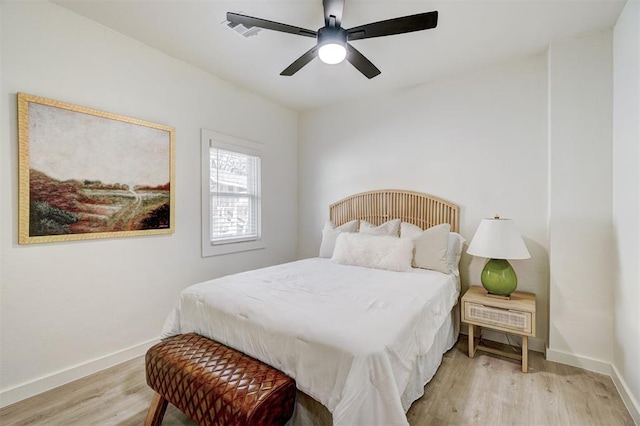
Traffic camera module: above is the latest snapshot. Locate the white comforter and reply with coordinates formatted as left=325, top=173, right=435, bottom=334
left=162, top=258, right=459, bottom=426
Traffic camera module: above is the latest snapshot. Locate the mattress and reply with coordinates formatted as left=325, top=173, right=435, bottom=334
left=162, top=258, right=459, bottom=426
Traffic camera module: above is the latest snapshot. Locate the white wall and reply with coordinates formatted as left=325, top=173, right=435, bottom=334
left=613, top=0, right=640, bottom=421
left=298, top=55, right=550, bottom=351
left=546, top=31, right=614, bottom=371
left=0, top=1, right=298, bottom=406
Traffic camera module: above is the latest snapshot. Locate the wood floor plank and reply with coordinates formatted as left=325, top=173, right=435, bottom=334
left=0, top=337, right=634, bottom=426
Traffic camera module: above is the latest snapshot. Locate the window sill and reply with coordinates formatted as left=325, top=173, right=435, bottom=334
left=202, top=239, right=265, bottom=257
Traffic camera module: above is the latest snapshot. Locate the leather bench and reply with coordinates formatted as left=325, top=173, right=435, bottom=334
left=144, top=333, right=296, bottom=426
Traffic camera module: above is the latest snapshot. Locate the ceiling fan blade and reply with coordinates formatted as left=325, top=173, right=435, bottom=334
left=227, top=12, right=316, bottom=38
left=346, top=43, right=381, bottom=79
left=280, top=46, right=319, bottom=76
left=322, top=0, right=344, bottom=27
left=347, top=11, right=438, bottom=41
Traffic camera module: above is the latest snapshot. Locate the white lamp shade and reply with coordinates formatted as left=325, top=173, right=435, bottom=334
left=467, top=218, right=531, bottom=260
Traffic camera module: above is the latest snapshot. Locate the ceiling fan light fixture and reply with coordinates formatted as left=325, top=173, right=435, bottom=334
left=317, top=26, right=347, bottom=65
left=318, top=42, right=346, bottom=64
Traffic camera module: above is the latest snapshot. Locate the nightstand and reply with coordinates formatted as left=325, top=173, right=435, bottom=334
left=461, top=286, right=536, bottom=372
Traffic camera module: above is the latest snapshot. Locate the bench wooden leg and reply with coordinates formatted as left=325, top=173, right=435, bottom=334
left=144, top=392, right=168, bottom=426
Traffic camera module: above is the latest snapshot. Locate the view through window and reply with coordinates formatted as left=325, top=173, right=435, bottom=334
left=209, top=147, right=261, bottom=244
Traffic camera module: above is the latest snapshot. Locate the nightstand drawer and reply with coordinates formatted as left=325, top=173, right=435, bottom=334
left=464, top=302, right=532, bottom=334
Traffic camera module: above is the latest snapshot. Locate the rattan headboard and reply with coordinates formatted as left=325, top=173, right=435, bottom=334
left=329, top=190, right=460, bottom=233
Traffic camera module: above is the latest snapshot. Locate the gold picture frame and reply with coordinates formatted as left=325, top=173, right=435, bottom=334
left=18, top=93, right=175, bottom=244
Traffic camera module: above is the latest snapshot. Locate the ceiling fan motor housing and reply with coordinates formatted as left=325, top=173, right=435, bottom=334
left=317, top=26, right=347, bottom=47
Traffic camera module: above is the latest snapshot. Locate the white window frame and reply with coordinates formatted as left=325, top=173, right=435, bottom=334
left=201, top=129, right=265, bottom=257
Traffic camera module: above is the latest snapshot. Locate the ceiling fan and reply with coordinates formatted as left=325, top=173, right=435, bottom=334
left=226, top=0, right=438, bottom=79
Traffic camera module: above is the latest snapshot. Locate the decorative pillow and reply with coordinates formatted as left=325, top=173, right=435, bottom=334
left=319, top=220, right=358, bottom=258
left=331, top=233, right=413, bottom=272
left=400, top=223, right=451, bottom=273
left=446, top=232, right=466, bottom=276
left=359, top=219, right=401, bottom=236
left=400, top=222, right=423, bottom=239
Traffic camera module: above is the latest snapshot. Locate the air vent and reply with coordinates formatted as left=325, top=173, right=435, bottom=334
left=222, top=15, right=262, bottom=38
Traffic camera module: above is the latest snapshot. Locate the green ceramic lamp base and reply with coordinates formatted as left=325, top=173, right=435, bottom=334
left=481, top=258, right=518, bottom=296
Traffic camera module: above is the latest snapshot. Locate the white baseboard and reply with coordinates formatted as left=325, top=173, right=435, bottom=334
left=546, top=348, right=640, bottom=424
left=545, top=347, right=612, bottom=375
left=463, top=331, right=638, bottom=422
left=610, top=364, right=640, bottom=425
left=0, top=337, right=159, bottom=409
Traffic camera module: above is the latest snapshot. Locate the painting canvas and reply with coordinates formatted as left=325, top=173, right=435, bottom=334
left=18, top=93, right=175, bottom=244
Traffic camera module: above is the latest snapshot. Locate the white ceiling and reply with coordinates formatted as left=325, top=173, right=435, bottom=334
left=53, top=0, right=626, bottom=111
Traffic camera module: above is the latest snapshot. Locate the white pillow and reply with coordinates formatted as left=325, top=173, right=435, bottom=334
left=319, top=220, right=358, bottom=258
left=400, top=223, right=451, bottom=273
left=400, top=222, right=423, bottom=239
left=331, top=233, right=413, bottom=272
left=359, top=218, right=401, bottom=236
left=446, top=232, right=466, bottom=276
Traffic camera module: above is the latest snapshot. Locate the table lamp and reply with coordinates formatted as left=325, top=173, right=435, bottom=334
left=467, top=216, right=530, bottom=297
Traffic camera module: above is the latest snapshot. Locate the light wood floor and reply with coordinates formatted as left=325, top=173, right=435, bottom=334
left=0, top=336, right=634, bottom=426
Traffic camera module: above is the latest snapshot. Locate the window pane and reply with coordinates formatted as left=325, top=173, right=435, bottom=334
left=210, top=195, right=258, bottom=241
left=210, top=147, right=260, bottom=244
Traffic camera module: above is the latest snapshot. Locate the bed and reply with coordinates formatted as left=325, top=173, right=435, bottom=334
left=162, top=190, right=462, bottom=426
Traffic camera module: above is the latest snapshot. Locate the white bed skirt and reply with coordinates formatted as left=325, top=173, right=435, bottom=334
left=291, top=304, right=460, bottom=425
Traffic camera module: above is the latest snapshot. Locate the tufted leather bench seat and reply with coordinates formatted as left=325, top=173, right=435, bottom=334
left=144, top=333, right=296, bottom=426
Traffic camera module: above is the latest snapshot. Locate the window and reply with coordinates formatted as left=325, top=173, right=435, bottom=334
left=202, top=130, right=264, bottom=256
left=210, top=147, right=260, bottom=243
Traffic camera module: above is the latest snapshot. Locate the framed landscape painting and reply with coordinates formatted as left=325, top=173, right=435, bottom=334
left=18, top=93, right=175, bottom=244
